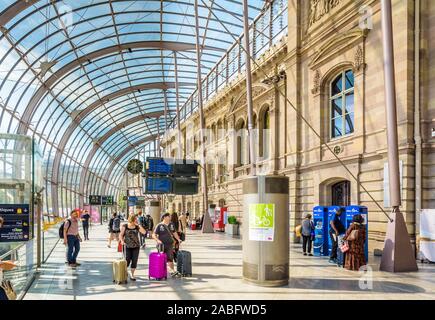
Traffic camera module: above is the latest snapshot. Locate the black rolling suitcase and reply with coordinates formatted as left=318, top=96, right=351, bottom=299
left=176, top=250, right=192, bottom=277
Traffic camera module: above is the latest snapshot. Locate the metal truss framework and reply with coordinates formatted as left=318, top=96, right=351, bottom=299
left=0, top=0, right=280, bottom=216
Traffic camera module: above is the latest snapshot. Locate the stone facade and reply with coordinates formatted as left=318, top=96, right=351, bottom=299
left=161, top=0, right=435, bottom=252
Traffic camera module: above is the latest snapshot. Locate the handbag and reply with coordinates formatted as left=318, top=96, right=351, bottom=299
left=117, top=241, right=123, bottom=253
left=347, top=229, right=359, bottom=241
left=340, top=241, right=349, bottom=253
left=0, top=280, right=17, bottom=300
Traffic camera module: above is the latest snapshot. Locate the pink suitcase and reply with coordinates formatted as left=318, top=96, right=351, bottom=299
left=148, top=252, right=167, bottom=280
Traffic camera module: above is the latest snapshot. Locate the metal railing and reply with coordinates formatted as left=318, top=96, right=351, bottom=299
left=169, top=0, right=288, bottom=129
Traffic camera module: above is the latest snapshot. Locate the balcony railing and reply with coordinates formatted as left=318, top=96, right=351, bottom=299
left=169, top=0, right=288, bottom=129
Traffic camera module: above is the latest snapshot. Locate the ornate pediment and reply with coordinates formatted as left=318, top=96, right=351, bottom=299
left=309, top=29, right=369, bottom=70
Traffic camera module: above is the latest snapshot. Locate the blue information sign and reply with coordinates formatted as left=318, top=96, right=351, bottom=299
left=145, top=177, right=173, bottom=194
left=0, top=204, right=31, bottom=242
left=147, top=157, right=173, bottom=175
left=128, top=196, right=138, bottom=206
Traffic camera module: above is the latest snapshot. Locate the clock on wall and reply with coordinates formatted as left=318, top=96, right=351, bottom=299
left=127, top=159, right=143, bottom=175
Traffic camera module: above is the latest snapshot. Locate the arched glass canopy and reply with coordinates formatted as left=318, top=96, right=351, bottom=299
left=0, top=0, right=287, bottom=216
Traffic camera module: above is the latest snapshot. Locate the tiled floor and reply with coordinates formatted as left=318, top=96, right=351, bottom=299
left=24, top=225, right=435, bottom=300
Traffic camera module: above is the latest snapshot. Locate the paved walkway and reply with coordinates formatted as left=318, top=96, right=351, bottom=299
left=24, top=225, right=435, bottom=300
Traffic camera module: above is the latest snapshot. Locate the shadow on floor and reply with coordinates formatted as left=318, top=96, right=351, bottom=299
left=289, top=277, right=426, bottom=293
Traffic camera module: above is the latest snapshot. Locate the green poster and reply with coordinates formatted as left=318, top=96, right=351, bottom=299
left=249, top=204, right=275, bottom=241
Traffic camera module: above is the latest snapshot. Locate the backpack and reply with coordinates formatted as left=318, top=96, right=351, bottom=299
left=146, top=216, right=154, bottom=230
left=138, top=216, right=147, bottom=228
left=112, top=217, right=121, bottom=232
left=59, top=219, right=72, bottom=239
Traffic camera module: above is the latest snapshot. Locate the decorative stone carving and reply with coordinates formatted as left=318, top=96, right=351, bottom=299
left=309, top=0, right=341, bottom=27
left=312, top=70, right=321, bottom=95
left=230, top=84, right=269, bottom=113
left=354, top=45, right=366, bottom=72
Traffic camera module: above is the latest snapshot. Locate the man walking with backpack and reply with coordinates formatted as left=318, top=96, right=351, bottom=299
left=62, top=210, right=82, bottom=268
left=137, top=210, right=147, bottom=248
left=145, top=213, right=154, bottom=238
left=108, top=212, right=121, bottom=248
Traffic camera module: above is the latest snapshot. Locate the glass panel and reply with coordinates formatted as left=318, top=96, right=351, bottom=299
left=345, top=113, right=354, bottom=135
left=345, top=93, right=354, bottom=114
left=345, top=70, right=354, bottom=90
left=332, top=117, right=343, bottom=138
left=331, top=97, right=342, bottom=118
left=331, top=74, right=343, bottom=96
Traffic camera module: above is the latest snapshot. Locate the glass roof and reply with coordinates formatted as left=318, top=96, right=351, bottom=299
left=0, top=0, right=288, bottom=213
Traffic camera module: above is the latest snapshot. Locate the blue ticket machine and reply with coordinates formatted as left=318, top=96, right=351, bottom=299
left=313, top=206, right=329, bottom=256
left=327, top=206, right=346, bottom=256
left=345, top=206, right=369, bottom=261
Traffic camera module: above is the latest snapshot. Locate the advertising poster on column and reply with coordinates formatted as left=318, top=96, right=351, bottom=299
left=0, top=204, right=31, bottom=242
left=249, top=204, right=275, bottom=242
left=420, top=209, right=435, bottom=262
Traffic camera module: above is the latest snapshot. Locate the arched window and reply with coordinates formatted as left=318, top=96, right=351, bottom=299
left=260, top=107, right=270, bottom=158
left=330, top=70, right=354, bottom=139
left=236, top=119, right=246, bottom=167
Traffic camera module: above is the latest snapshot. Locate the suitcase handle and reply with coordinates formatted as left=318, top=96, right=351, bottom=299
left=156, top=243, right=164, bottom=253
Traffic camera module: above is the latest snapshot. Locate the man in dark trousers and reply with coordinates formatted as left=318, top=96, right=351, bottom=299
left=329, top=208, right=346, bottom=264
left=81, top=210, right=91, bottom=241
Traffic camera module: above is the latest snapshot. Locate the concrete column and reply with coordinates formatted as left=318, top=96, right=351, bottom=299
left=242, top=175, right=289, bottom=287
left=148, top=200, right=161, bottom=226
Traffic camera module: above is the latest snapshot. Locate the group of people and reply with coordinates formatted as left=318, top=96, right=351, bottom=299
left=300, top=208, right=367, bottom=271
left=109, top=210, right=189, bottom=280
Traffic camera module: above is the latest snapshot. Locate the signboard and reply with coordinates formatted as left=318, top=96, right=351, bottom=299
left=128, top=196, right=138, bottom=206
left=173, top=160, right=199, bottom=177
left=101, top=196, right=114, bottom=206
left=172, top=177, right=199, bottom=195
left=0, top=204, right=31, bottom=242
left=147, top=157, right=173, bottom=175
left=249, top=204, right=275, bottom=242
left=89, top=195, right=102, bottom=205
left=145, top=177, right=173, bottom=194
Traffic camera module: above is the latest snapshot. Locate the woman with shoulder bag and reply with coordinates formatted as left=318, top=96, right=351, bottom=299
left=119, top=214, right=147, bottom=281
left=342, top=214, right=367, bottom=271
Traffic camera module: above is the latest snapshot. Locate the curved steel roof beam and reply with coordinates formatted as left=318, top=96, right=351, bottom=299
left=16, top=41, right=213, bottom=132
left=78, top=113, right=160, bottom=201
left=102, top=138, right=153, bottom=191
left=0, top=0, right=261, bottom=29
left=51, top=83, right=179, bottom=194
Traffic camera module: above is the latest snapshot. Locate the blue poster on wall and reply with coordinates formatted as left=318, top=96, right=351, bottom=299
left=0, top=204, right=31, bottom=242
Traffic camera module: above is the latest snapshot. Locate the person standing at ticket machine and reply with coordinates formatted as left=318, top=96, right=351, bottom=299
left=329, top=208, right=346, bottom=264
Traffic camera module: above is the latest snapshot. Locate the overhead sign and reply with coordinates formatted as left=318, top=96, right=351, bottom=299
left=249, top=204, right=275, bottom=242
left=89, top=195, right=102, bottom=205
left=172, top=177, right=199, bottom=195
left=0, top=204, right=31, bottom=242
left=145, top=177, right=173, bottom=194
left=173, top=160, right=199, bottom=177
left=101, top=196, right=114, bottom=206
left=128, top=196, right=138, bottom=206
left=147, top=157, right=173, bottom=175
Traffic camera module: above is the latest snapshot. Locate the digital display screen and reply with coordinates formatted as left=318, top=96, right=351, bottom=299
left=147, top=157, right=173, bottom=175
left=89, top=195, right=102, bottom=205
left=172, top=177, right=199, bottom=195
left=173, top=160, right=199, bottom=177
left=101, top=196, right=114, bottom=206
left=145, top=177, right=173, bottom=194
